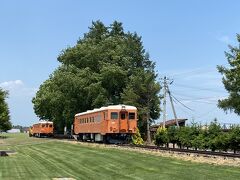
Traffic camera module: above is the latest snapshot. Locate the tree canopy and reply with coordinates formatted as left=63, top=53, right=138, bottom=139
left=32, top=21, right=161, bottom=134
left=0, top=88, right=11, bottom=132
left=217, top=34, right=240, bottom=114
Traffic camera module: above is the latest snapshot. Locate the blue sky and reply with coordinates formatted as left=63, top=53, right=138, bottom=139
left=0, top=0, right=240, bottom=126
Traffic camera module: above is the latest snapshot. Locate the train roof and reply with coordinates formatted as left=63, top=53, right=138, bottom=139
left=75, top=104, right=137, bottom=117
left=33, top=120, right=53, bottom=125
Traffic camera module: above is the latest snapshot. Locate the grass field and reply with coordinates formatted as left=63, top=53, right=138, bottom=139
left=0, top=133, right=240, bottom=180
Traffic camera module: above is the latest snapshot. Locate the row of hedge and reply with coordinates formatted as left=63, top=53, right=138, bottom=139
left=155, top=120, right=240, bottom=153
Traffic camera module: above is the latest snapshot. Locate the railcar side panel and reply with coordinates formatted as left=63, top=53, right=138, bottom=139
left=73, top=105, right=137, bottom=142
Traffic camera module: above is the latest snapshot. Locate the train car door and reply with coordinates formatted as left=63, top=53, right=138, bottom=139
left=119, top=109, right=128, bottom=132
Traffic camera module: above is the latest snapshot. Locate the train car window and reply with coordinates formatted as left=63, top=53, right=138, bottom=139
left=111, top=112, right=118, bottom=119
left=46, top=124, right=48, bottom=127
left=49, top=124, right=52, bottom=127
left=95, top=113, right=101, bottom=122
left=129, top=113, right=135, bottom=119
left=103, top=112, right=108, bottom=120
left=42, top=124, right=45, bottom=128
left=121, top=113, right=126, bottom=119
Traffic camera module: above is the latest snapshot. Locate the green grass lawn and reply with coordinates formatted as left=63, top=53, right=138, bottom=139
left=0, top=133, right=239, bottom=180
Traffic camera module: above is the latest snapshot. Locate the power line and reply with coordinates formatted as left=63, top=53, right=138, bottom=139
left=173, top=83, right=226, bottom=93
left=170, top=91, right=227, bottom=102
left=195, top=107, right=219, bottom=119
left=171, top=91, right=224, bottom=104
left=171, top=68, right=216, bottom=78
left=171, top=94, right=194, bottom=111
left=174, top=98, right=222, bottom=105
left=176, top=96, right=225, bottom=101
left=170, top=63, right=230, bottom=78
left=172, top=98, right=195, bottom=117
left=184, top=100, right=217, bottom=105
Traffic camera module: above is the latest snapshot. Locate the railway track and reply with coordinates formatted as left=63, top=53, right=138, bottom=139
left=116, top=144, right=240, bottom=158
left=46, top=135, right=240, bottom=159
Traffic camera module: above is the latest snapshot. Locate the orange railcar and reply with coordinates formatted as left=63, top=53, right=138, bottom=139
left=73, top=104, right=137, bottom=143
left=29, top=120, right=53, bottom=137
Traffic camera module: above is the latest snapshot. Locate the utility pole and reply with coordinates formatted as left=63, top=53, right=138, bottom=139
left=162, top=76, right=167, bottom=128
left=167, top=87, right=179, bottom=128
left=160, top=76, right=179, bottom=128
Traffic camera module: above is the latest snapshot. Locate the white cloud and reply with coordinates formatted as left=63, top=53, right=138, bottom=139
left=0, top=80, right=38, bottom=126
left=0, top=80, right=24, bottom=89
left=0, top=80, right=37, bottom=97
left=217, top=35, right=232, bottom=44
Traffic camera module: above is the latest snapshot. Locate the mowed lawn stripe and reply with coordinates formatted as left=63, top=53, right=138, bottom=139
left=27, top=142, right=240, bottom=179
left=27, top=145, right=85, bottom=179
left=1, top=137, right=240, bottom=180
left=25, top=145, right=80, bottom=179
left=29, top=142, right=138, bottom=179
left=1, top=148, right=50, bottom=179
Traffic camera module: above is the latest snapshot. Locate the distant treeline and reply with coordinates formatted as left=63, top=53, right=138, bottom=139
left=12, top=125, right=29, bottom=133
left=155, top=119, right=240, bottom=154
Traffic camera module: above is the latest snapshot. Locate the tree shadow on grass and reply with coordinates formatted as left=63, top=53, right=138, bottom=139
left=0, top=135, right=8, bottom=139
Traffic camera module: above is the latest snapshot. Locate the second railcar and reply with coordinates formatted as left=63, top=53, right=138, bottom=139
left=29, top=120, right=54, bottom=137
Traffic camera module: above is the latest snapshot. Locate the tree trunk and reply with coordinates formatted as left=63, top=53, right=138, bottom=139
left=146, top=112, right=151, bottom=144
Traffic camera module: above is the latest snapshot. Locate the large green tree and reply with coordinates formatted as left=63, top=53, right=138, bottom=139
left=0, top=88, right=11, bottom=132
left=121, top=69, right=161, bottom=142
left=33, top=21, right=160, bottom=133
left=217, top=34, right=240, bottom=114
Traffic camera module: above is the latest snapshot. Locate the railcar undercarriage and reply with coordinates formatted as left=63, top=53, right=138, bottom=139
left=75, top=133, right=132, bottom=144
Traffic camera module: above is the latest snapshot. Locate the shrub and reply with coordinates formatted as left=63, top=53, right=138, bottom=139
left=155, top=126, right=169, bottom=147
left=228, top=126, right=240, bottom=153
left=132, top=128, right=144, bottom=145
left=167, top=126, right=178, bottom=148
